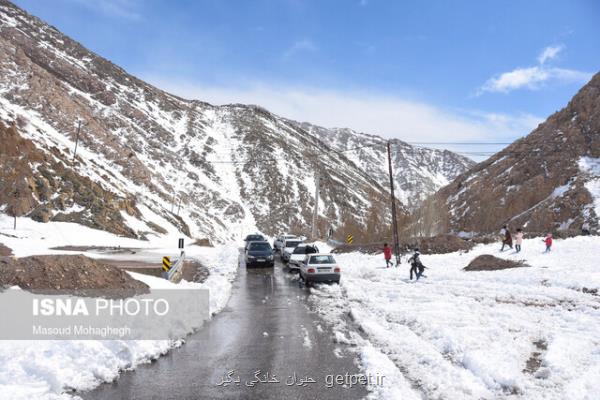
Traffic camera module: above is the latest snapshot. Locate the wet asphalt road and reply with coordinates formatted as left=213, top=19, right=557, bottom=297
left=83, top=250, right=367, bottom=400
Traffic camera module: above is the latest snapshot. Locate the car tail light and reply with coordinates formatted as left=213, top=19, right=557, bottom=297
left=307, top=268, right=316, bottom=273
left=334, top=266, right=341, bottom=273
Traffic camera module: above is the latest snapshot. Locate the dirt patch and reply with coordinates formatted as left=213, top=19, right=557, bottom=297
left=417, top=235, right=475, bottom=254
left=464, top=255, right=530, bottom=271
left=51, top=245, right=140, bottom=254
left=192, top=238, right=213, bottom=247
left=333, top=234, right=474, bottom=255
left=582, top=287, right=598, bottom=296
left=181, top=260, right=210, bottom=283
left=0, top=243, right=12, bottom=256
left=523, top=339, right=548, bottom=374
left=0, top=255, right=149, bottom=297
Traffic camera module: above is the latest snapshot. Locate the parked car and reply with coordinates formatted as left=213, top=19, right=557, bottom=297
left=273, top=234, right=297, bottom=253
left=281, top=238, right=304, bottom=262
left=244, top=234, right=265, bottom=250
left=245, top=241, right=274, bottom=268
left=299, top=253, right=341, bottom=284
left=288, top=244, right=319, bottom=271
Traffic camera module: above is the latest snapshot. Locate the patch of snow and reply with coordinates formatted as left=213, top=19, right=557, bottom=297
left=310, top=236, right=600, bottom=399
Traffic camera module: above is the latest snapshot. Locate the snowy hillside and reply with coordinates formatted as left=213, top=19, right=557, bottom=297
left=311, top=237, right=600, bottom=399
left=296, top=122, right=474, bottom=210
left=421, top=71, right=600, bottom=236
left=0, top=0, right=476, bottom=243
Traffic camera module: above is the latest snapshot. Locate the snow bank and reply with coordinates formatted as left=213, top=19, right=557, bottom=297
left=0, top=219, right=240, bottom=400
left=309, top=236, right=600, bottom=399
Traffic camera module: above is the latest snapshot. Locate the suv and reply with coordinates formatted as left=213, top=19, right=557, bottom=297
left=288, top=244, right=319, bottom=271
left=245, top=241, right=274, bottom=268
left=281, top=238, right=304, bottom=263
left=273, top=234, right=297, bottom=253
left=299, top=253, right=340, bottom=284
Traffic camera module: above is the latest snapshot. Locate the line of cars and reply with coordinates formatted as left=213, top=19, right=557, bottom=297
left=243, top=233, right=341, bottom=285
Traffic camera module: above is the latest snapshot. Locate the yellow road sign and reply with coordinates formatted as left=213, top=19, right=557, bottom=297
left=162, top=256, right=171, bottom=271
left=346, top=234, right=354, bottom=244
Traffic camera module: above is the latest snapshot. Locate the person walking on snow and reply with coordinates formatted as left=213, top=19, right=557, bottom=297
left=515, top=228, right=524, bottom=253
left=383, top=243, right=393, bottom=268
left=408, top=249, right=426, bottom=280
left=543, top=233, right=553, bottom=252
left=500, top=225, right=513, bottom=251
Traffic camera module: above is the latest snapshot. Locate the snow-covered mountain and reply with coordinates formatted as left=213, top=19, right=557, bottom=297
left=419, top=71, right=600, bottom=236
left=0, top=0, right=468, bottom=242
left=295, top=122, right=474, bottom=210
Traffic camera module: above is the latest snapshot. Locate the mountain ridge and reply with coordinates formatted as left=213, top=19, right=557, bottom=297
left=0, top=0, right=472, bottom=242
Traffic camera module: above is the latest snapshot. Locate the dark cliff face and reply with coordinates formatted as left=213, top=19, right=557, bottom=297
left=420, top=72, right=600, bottom=236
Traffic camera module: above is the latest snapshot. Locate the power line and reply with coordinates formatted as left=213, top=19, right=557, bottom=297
left=409, top=142, right=512, bottom=146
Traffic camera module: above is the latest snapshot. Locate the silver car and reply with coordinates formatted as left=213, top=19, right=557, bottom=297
left=273, top=234, right=297, bottom=253
left=299, top=253, right=341, bottom=284
left=281, top=238, right=304, bottom=263
left=288, top=244, right=319, bottom=271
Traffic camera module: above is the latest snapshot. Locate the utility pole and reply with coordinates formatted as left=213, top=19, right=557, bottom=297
left=12, top=189, right=18, bottom=230
left=387, top=141, right=401, bottom=266
left=72, top=119, right=82, bottom=162
left=311, top=172, right=320, bottom=240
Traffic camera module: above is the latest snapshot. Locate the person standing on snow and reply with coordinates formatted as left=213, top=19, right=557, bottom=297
left=515, top=228, right=524, bottom=253
left=543, top=233, right=553, bottom=252
left=383, top=243, right=393, bottom=268
left=501, top=225, right=513, bottom=251
left=408, top=249, right=426, bottom=280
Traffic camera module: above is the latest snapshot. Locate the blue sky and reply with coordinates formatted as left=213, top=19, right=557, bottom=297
left=11, top=0, right=600, bottom=147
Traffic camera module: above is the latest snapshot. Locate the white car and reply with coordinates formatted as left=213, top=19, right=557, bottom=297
left=299, top=253, right=341, bottom=284
left=280, top=238, right=304, bottom=262
left=288, top=244, right=319, bottom=270
left=274, top=234, right=298, bottom=253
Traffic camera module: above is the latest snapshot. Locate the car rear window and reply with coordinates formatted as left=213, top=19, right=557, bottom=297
left=285, top=241, right=301, bottom=248
left=292, top=246, right=306, bottom=254
left=247, top=235, right=264, bottom=241
left=249, top=242, right=271, bottom=251
left=309, top=255, right=335, bottom=264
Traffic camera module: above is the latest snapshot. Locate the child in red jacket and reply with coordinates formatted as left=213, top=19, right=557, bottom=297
left=543, top=233, right=553, bottom=253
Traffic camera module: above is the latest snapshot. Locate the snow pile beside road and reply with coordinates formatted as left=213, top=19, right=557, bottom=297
left=0, top=340, right=175, bottom=400
left=187, top=244, right=240, bottom=314
left=0, top=244, right=240, bottom=400
left=310, top=236, right=600, bottom=399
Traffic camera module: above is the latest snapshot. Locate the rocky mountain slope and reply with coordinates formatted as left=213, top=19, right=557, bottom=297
left=419, top=71, right=600, bottom=236
left=0, top=0, right=468, bottom=242
left=295, top=122, right=474, bottom=210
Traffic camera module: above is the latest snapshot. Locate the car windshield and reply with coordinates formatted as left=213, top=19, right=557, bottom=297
left=249, top=242, right=271, bottom=251
left=285, top=241, right=301, bottom=248
left=292, top=246, right=307, bottom=254
left=246, top=235, right=264, bottom=241
left=309, top=255, right=336, bottom=264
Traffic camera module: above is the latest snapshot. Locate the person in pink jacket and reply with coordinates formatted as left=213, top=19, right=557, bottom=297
left=515, top=228, right=524, bottom=253
left=544, top=233, right=553, bottom=252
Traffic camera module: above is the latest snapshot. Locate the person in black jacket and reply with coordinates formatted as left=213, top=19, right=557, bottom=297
left=408, top=249, right=426, bottom=280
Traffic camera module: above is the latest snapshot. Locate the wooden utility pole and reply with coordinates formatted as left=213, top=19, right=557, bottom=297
left=311, top=172, right=320, bottom=240
left=72, top=119, right=82, bottom=161
left=12, top=189, right=18, bottom=230
left=387, top=141, right=401, bottom=266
